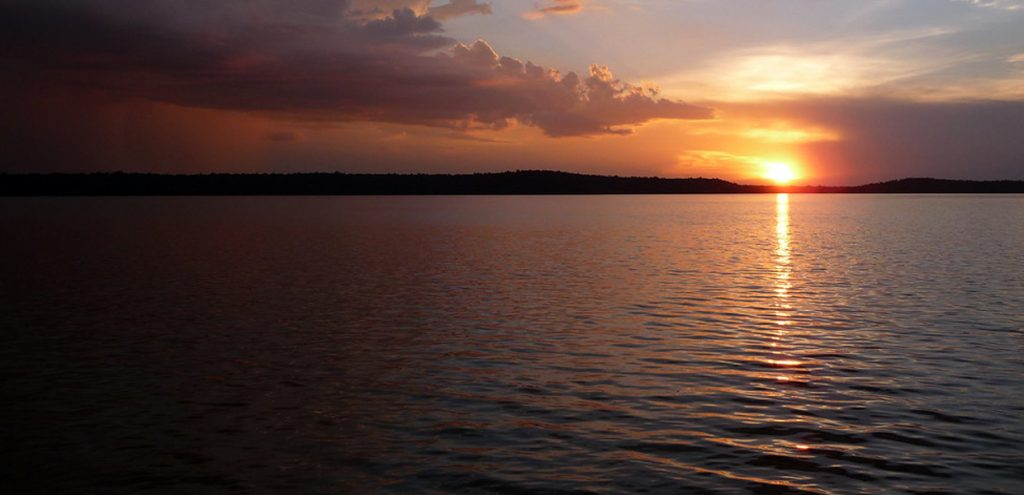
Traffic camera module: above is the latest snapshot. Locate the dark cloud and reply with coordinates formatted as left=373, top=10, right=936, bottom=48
left=0, top=0, right=706, bottom=172
left=348, top=0, right=427, bottom=19
left=363, top=7, right=444, bottom=37
left=266, top=131, right=302, bottom=143
left=0, top=86, right=275, bottom=173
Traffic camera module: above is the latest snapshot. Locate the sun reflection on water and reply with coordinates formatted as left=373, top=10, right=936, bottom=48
left=769, top=193, right=811, bottom=454
left=770, top=194, right=804, bottom=378
left=774, top=193, right=792, bottom=326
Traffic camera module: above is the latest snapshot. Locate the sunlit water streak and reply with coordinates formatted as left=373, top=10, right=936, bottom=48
left=1, top=195, right=1023, bottom=494
left=771, top=194, right=800, bottom=384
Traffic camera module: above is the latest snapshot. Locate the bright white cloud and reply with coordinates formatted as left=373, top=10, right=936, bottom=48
left=653, top=25, right=1023, bottom=101
left=956, top=0, right=1024, bottom=10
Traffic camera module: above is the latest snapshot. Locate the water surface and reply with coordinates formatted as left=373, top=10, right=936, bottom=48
left=2, top=194, right=1022, bottom=494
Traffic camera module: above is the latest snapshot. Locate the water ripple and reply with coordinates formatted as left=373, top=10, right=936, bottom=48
left=2, top=194, right=1023, bottom=494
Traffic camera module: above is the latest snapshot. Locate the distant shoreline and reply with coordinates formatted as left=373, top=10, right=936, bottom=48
left=2, top=171, right=1023, bottom=196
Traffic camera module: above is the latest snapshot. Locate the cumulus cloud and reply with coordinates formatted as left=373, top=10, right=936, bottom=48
left=349, top=0, right=428, bottom=19
left=0, top=0, right=710, bottom=143
left=348, top=0, right=491, bottom=20
left=461, top=52, right=712, bottom=133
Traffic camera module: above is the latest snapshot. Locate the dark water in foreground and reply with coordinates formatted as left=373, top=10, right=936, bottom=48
left=2, top=195, right=1023, bottom=494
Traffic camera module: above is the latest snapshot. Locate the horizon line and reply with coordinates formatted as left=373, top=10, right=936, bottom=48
left=3, top=169, right=1024, bottom=190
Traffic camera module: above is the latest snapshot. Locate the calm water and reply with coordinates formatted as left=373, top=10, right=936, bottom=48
left=2, top=195, right=1023, bottom=494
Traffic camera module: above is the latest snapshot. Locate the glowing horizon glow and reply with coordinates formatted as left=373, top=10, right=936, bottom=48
left=762, top=162, right=798, bottom=185
left=2, top=1, right=1022, bottom=182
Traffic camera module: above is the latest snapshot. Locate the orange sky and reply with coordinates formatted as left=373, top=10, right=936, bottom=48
left=1, top=1, right=1022, bottom=184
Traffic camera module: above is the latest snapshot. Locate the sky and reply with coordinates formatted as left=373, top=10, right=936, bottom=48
left=1, top=0, right=1022, bottom=184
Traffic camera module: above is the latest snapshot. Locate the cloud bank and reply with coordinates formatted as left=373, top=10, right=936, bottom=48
left=0, top=0, right=707, bottom=143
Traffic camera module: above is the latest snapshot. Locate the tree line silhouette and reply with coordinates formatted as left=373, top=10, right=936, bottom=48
left=2, top=171, right=1023, bottom=195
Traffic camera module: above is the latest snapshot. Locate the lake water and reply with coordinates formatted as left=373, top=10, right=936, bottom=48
left=2, top=194, right=1022, bottom=494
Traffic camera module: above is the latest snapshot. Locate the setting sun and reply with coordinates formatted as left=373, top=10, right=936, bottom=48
left=762, top=162, right=798, bottom=185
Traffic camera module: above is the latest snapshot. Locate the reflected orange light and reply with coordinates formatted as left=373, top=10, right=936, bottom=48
left=771, top=194, right=800, bottom=382
left=768, top=359, right=804, bottom=367
left=775, top=193, right=791, bottom=285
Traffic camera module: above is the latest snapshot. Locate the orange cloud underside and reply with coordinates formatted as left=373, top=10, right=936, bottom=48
left=523, top=1, right=585, bottom=20
left=302, top=113, right=836, bottom=185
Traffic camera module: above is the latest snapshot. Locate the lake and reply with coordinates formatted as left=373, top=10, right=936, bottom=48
left=2, top=194, right=1022, bottom=494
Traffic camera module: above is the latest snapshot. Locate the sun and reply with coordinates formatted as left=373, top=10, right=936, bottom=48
left=762, top=161, right=798, bottom=185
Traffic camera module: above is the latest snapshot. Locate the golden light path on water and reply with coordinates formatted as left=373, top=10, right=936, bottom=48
left=770, top=197, right=801, bottom=374
left=768, top=193, right=813, bottom=452
left=773, top=193, right=793, bottom=344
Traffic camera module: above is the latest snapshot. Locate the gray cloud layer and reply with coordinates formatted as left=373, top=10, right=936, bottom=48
left=0, top=0, right=710, bottom=140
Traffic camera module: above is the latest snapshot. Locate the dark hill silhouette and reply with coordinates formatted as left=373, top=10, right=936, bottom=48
left=1, top=171, right=1022, bottom=195
left=837, top=177, right=1024, bottom=194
